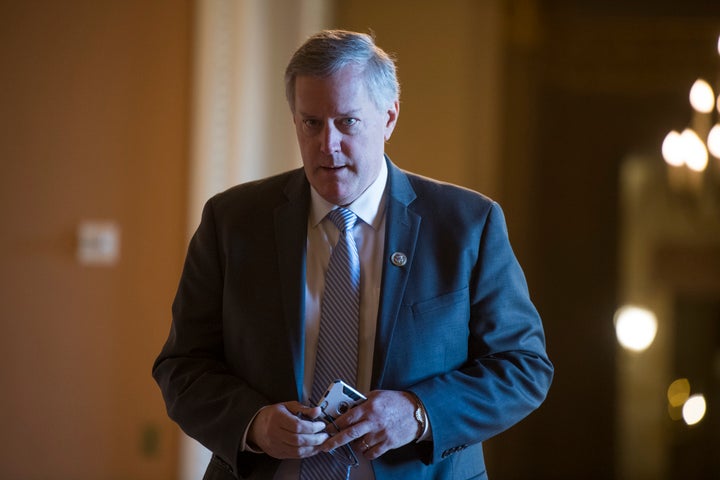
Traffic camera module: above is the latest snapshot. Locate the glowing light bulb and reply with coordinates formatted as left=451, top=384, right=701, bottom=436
left=683, top=394, right=707, bottom=425
left=614, top=305, right=657, bottom=352
left=708, top=124, right=720, bottom=159
left=681, top=128, right=708, bottom=172
left=690, top=79, right=714, bottom=113
left=662, top=130, right=684, bottom=166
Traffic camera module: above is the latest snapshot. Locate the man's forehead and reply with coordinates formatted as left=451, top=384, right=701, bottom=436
left=294, top=73, right=371, bottom=113
left=297, top=111, right=362, bottom=120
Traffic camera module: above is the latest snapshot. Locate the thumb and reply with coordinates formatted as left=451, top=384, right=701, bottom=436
left=297, top=404, right=324, bottom=422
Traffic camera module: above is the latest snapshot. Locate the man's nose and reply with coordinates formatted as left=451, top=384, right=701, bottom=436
left=320, top=123, right=341, bottom=154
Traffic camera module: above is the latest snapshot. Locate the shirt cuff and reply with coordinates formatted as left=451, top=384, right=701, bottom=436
left=241, top=407, right=267, bottom=453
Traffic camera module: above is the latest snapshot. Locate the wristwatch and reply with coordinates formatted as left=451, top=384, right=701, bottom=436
left=409, top=392, right=427, bottom=440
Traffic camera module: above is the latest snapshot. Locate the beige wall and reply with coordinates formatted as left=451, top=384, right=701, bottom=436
left=333, top=0, right=505, bottom=201
left=0, top=1, right=192, bottom=478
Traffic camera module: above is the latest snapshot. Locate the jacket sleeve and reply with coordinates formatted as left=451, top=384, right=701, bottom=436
left=152, top=198, right=268, bottom=476
left=409, top=202, right=553, bottom=465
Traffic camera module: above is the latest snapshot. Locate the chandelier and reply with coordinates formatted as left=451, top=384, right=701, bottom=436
left=661, top=34, right=720, bottom=199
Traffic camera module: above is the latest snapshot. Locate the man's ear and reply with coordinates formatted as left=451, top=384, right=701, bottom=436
left=384, top=100, right=400, bottom=141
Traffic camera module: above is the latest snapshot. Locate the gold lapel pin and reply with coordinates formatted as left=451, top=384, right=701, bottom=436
left=391, top=252, right=407, bottom=267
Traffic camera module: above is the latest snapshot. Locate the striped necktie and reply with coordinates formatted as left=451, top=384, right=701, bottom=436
left=301, top=207, right=360, bottom=479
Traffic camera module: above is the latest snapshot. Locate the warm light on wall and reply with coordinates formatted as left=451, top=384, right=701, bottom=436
left=614, top=305, right=658, bottom=352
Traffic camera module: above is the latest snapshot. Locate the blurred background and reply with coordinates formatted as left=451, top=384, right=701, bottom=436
left=1, top=0, right=720, bottom=479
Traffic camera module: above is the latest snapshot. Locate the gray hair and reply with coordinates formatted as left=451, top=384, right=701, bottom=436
left=284, top=30, right=400, bottom=113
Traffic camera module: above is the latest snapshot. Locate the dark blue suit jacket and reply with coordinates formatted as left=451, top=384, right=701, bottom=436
left=153, top=158, right=553, bottom=479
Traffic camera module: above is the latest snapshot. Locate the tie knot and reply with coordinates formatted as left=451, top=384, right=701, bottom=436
left=327, top=207, right=357, bottom=233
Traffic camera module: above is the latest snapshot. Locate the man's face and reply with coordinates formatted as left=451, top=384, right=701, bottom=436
left=292, top=65, right=399, bottom=206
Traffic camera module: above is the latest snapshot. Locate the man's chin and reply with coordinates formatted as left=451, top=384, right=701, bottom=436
left=315, top=185, right=354, bottom=206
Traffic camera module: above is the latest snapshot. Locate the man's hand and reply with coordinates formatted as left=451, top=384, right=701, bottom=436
left=319, top=390, right=419, bottom=460
left=247, top=401, right=329, bottom=459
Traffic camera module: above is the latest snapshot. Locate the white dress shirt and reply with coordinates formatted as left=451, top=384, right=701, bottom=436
left=274, top=161, right=388, bottom=480
left=303, top=161, right=388, bottom=399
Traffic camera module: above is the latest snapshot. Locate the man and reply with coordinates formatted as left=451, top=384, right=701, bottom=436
left=153, top=30, right=553, bottom=480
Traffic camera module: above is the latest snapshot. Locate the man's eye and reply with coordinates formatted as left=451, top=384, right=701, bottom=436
left=340, top=118, right=358, bottom=127
left=303, top=119, right=320, bottom=128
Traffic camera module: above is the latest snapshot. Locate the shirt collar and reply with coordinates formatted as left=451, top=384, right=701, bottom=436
left=309, top=159, right=388, bottom=229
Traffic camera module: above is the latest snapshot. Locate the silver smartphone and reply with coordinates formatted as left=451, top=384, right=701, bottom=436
left=315, top=379, right=367, bottom=424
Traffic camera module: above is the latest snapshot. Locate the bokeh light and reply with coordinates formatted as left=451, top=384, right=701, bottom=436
left=682, top=394, right=707, bottom=426
left=707, top=124, right=720, bottom=158
left=680, top=128, right=709, bottom=172
left=662, top=130, right=684, bottom=166
left=689, top=78, right=715, bottom=113
left=614, top=305, right=658, bottom=352
left=667, top=378, right=691, bottom=421
left=667, top=378, right=691, bottom=407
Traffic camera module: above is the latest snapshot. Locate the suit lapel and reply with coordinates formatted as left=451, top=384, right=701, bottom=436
left=274, top=169, right=310, bottom=401
left=372, top=159, right=421, bottom=388
left=272, top=162, right=421, bottom=394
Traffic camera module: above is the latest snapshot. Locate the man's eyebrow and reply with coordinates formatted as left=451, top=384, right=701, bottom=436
left=297, top=109, right=362, bottom=118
